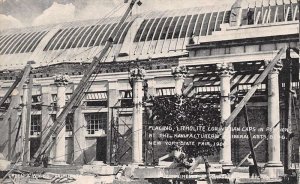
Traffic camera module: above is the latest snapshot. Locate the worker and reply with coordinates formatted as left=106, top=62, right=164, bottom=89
left=42, top=153, right=49, bottom=168
left=246, top=154, right=255, bottom=178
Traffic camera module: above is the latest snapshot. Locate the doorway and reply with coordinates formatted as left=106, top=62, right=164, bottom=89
left=96, top=136, right=107, bottom=162
left=30, top=138, right=40, bottom=159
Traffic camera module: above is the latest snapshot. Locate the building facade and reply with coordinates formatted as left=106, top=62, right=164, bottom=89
left=0, top=0, right=299, bottom=177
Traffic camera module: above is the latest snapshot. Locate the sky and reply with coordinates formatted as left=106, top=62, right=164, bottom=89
left=0, top=0, right=274, bottom=30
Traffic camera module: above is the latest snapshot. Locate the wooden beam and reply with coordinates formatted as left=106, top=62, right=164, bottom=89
left=219, top=47, right=286, bottom=134
left=0, top=63, right=32, bottom=108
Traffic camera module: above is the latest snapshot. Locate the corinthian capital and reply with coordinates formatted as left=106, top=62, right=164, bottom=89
left=171, top=65, right=187, bottom=78
left=54, top=74, right=70, bottom=86
left=217, top=63, right=235, bottom=77
left=130, top=68, right=146, bottom=80
left=268, top=60, right=283, bottom=74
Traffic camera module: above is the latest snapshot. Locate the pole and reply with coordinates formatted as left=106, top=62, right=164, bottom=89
left=284, top=49, right=292, bottom=174
left=243, top=106, right=260, bottom=178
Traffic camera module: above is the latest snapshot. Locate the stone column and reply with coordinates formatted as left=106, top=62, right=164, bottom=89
left=171, top=66, right=187, bottom=95
left=130, top=68, right=146, bottom=164
left=217, top=63, right=234, bottom=166
left=107, top=80, right=119, bottom=164
left=21, top=80, right=30, bottom=164
left=53, top=75, right=69, bottom=164
left=41, top=85, right=53, bottom=162
left=73, top=101, right=85, bottom=165
left=265, top=61, right=284, bottom=177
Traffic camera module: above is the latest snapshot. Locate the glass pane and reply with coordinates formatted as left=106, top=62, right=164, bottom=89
left=114, top=22, right=129, bottom=44
left=15, top=32, right=36, bottom=53
left=89, top=24, right=106, bottom=47
left=180, top=15, right=192, bottom=38
left=200, top=13, right=211, bottom=36
left=146, top=18, right=160, bottom=41
left=94, top=24, right=110, bottom=46
left=194, top=14, right=204, bottom=36
left=133, top=20, right=147, bottom=42
left=101, top=23, right=117, bottom=45
left=160, top=17, right=173, bottom=40
left=77, top=26, right=95, bottom=48
left=44, top=29, right=62, bottom=51
left=166, top=16, right=179, bottom=39
left=140, top=19, right=155, bottom=41
left=173, top=16, right=185, bottom=38
left=186, top=14, right=198, bottom=37
left=153, top=17, right=167, bottom=40
left=207, top=12, right=218, bottom=35
left=54, top=28, right=73, bottom=50
left=65, top=27, right=85, bottom=49
left=49, top=29, right=69, bottom=50
left=119, top=21, right=134, bottom=43
left=71, top=26, right=90, bottom=48
left=60, top=27, right=79, bottom=49
left=27, top=31, right=48, bottom=52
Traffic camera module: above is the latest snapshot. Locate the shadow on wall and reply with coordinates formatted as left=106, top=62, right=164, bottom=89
left=73, top=140, right=97, bottom=164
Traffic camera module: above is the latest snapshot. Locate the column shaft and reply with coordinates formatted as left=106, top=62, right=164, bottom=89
left=107, top=81, right=118, bottom=164
left=267, top=71, right=282, bottom=166
left=54, top=85, right=66, bottom=163
left=21, top=84, right=30, bottom=164
left=219, top=74, right=232, bottom=165
left=73, top=103, right=85, bottom=164
left=132, top=79, right=143, bottom=164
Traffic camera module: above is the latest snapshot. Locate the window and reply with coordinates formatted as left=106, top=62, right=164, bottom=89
left=32, top=95, right=42, bottom=110
left=83, top=92, right=107, bottom=107
left=31, top=115, right=41, bottom=136
left=156, top=87, right=175, bottom=96
left=85, top=113, right=107, bottom=135
left=120, top=90, right=132, bottom=107
left=66, top=113, right=74, bottom=132
left=51, top=114, right=73, bottom=132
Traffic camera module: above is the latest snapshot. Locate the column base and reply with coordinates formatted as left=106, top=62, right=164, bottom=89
left=219, top=160, right=233, bottom=166
left=263, top=164, right=284, bottom=178
left=52, top=161, right=68, bottom=165
left=220, top=161, right=233, bottom=174
left=131, top=162, right=144, bottom=166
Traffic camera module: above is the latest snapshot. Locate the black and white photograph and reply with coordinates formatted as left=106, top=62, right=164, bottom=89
left=0, top=0, right=299, bottom=183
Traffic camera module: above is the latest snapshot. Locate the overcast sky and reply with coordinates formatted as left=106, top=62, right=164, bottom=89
left=0, top=0, right=274, bottom=29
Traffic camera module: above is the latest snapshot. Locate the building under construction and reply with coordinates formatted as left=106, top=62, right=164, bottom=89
left=0, top=0, right=299, bottom=183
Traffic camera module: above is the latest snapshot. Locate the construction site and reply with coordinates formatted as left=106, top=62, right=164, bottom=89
left=0, top=0, right=300, bottom=183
